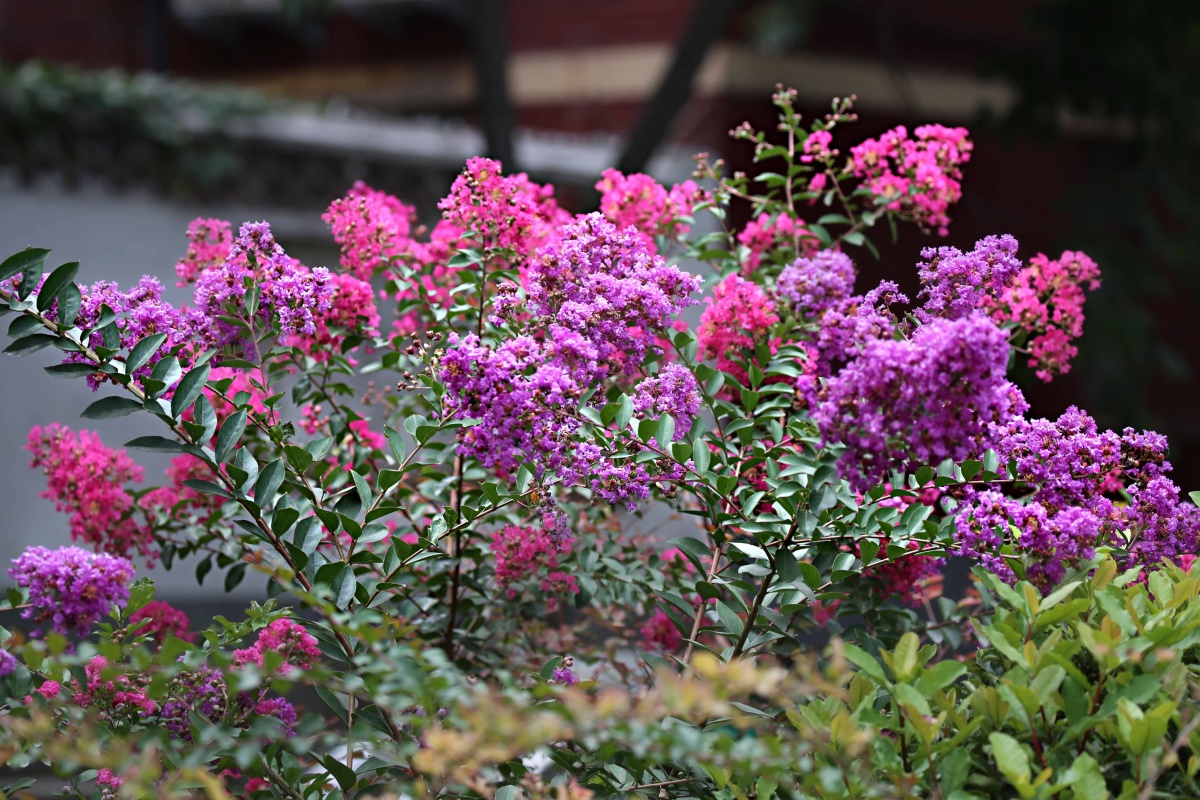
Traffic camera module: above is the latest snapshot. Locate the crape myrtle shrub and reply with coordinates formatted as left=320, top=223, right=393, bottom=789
left=0, top=87, right=1197, bottom=799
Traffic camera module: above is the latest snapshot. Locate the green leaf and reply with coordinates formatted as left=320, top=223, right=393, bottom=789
left=224, top=563, right=246, bottom=592
left=295, top=517, right=323, bottom=555
left=271, top=507, right=301, bottom=537
left=124, top=436, right=183, bottom=453
left=0, top=247, right=50, bottom=282
left=3, top=334, right=57, bottom=356
left=126, top=578, right=156, bottom=616
left=214, top=409, right=247, bottom=464
left=57, top=282, right=82, bottom=326
left=7, top=315, right=43, bottom=339
left=284, top=445, right=313, bottom=473
left=655, top=414, right=676, bottom=451
left=715, top=600, right=744, bottom=637
left=841, top=643, right=890, bottom=685
left=1068, top=753, right=1108, bottom=799
left=148, top=356, right=182, bottom=394
left=171, top=364, right=210, bottom=419
left=384, top=425, right=406, bottom=463
left=36, top=262, right=78, bottom=312
left=125, top=332, right=168, bottom=375
left=322, top=755, right=357, bottom=793
left=43, top=363, right=98, bottom=379
left=892, top=632, right=921, bottom=682
left=350, top=469, right=374, bottom=508
left=254, top=458, right=285, bottom=508
left=989, top=732, right=1031, bottom=788
left=331, top=566, right=356, bottom=610
left=916, top=661, right=966, bottom=695
left=691, top=436, right=710, bottom=474
left=182, top=479, right=234, bottom=499
left=615, top=394, right=633, bottom=430
left=81, top=396, right=143, bottom=419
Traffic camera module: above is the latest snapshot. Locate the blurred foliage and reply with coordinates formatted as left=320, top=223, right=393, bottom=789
left=0, top=60, right=275, bottom=196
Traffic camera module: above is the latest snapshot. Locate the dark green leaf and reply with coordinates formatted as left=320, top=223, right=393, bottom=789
left=125, top=332, right=168, bottom=375
left=7, top=315, right=42, bottom=339
left=331, top=566, right=356, bottom=610
left=36, top=262, right=78, bottom=312
left=214, top=409, right=247, bottom=464
left=224, top=563, right=247, bottom=592
left=124, top=436, right=183, bottom=453
left=254, top=458, right=285, bottom=508
left=57, top=282, right=82, bottom=326
left=171, top=363, right=210, bottom=419
left=43, top=363, right=98, bottom=379
left=0, top=247, right=50, bottom=282
left=4, top=334, right=57, bottom=356
left=81, top=396, right=143, bottom=419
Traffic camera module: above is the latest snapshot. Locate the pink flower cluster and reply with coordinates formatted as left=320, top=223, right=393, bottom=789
left=697, top=274, right=779, bottom=381
left=128, top=600, right=194, bottom=643
left=438, top=157, right=569, bottom=258
left=491, top=524, right=571, bottom=594
left=850, top=124, right=972, bottom=235
left=26, top=424, right=154, bottom=562
left=175, top=218, right=234, bottom=286
left=232, top=618, right=321, bottom=675
left=289, top=272, right=380, bottom=360
left=594, top=168, right=707, bottom=247
left=737, top=213, right=820, bottom=275
left=323, top=180, right=417, bottom=279
left=9, top=546, right=135, bottom=637
left=986, top=250, right=1102, bottom=381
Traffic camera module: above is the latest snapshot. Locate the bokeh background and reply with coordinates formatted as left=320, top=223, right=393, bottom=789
left=1, top=0, right=1198, bottom=604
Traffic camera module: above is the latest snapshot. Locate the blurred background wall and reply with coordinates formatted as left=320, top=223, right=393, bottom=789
left=0, top=0, right=1197, bottom=600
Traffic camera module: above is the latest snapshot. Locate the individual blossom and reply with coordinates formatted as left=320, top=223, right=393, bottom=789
left=737, top=213, right=820, bottom=274
left=777, top=249, right=857, bottom=320
left=128, top=600, right=194, bottom=643
left=26, top=424, right=154, bottom=562
left=438, top=157, right=569, bottom=259
left=232, top=618, right=321, bottom=674
left=814, top=314, right=1025, bottom=490
left=175, top=218, right=234, bottom=286
left=986, top=250, right=1102, bottom=381
left=9, top=547, right=135, bottom=637
left=0, top=650, right=19, bottom=678
left=551, top=657, right=579, bottom=687
left=631, top=364, right=701, bottom=437
left=192, top=222, right=334, bottom=354
left=697, top=274, right=779, bottom=381
left=850, top=124, right=972, bottom=235
left=323, top=181, right=416, bottom=279
left=594, top=169, right=708, bottom=246
left=915, top=234, right=1021, bottom=323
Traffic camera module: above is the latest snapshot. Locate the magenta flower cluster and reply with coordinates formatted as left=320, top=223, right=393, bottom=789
left=9, top=546, right=134, bottom=636
left=594, top=168, right=707, bottom=248
left=232, top=618, right=321, bottom=675
left=850, top=123, right=973, bottom=235
left=631, top=363, right=702, bottom=437
left=986, top=250, right=1102, bottom=381
left=26, top=424, right=154, bottom=562
left=323, top=180, right=417, bottom=279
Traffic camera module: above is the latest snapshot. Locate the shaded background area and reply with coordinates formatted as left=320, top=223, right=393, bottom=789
left=0, top=0, right=1197, bottom=602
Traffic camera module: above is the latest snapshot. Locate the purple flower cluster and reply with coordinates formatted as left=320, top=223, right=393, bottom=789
left=514, top=212, right=701, bottom=378
left=777, top=249, right=856, bottom=319
left=954, top=406, right=1199, bottom=586
left=955, top=492, right=1103, bottom=589
left=161, top=666, right=227, bottom=741
left=813, top=314, right=1024, bottom=490
left=809, top=280, right=909, bottom=385
left=444, top=213, right=699, bottom=509
left=193, top=222, right=333, bottom=352
left=0, top=650, right=18, bottom=678
left=915, top=234, right=1021, bottom=322
left=64, top=276, right=198, bottom=391
left=9, top=546, right=134, bottom=636
left=631, top=363, right=701, bottom=438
